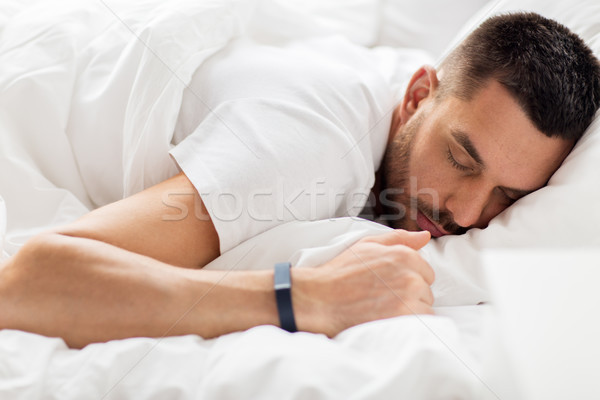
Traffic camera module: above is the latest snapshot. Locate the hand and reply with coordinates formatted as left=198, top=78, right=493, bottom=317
left=292, top=229, right=434, bottom=337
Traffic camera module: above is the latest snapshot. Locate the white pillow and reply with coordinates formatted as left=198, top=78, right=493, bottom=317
left=377, top=0, right=493, bottom=59
left=252, top=0, right=381, bottom=47
left=209, top=0, right=600, bottom=308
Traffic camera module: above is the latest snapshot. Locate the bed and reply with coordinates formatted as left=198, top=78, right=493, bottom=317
left=0, top=0, right=599, bottom=398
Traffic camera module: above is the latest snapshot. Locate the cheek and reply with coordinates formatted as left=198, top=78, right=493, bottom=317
left=408, top=137, right=452, bottom=198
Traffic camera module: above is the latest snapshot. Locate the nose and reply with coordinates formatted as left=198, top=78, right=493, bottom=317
left=444, top=185, right=490, bottom=229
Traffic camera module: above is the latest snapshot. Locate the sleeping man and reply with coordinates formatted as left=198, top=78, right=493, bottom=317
left=0, top=12, right=599, bottom=348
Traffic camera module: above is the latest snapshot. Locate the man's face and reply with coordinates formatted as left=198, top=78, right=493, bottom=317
left=381, top=77, right=573, bottom=237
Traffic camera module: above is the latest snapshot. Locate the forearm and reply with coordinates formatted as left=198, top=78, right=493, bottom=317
left=0, top=233, right=279, bottom=348
left=0, top=230, right=435, bottom=348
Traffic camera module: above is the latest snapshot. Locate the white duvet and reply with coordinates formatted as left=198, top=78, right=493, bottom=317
left=0, top=221, right=489, bottom=400
left=1, top=0, right=600, bottom=398
left=0, top=0, right=254, bottom=253
left=0, top=309, right=486, bottom=399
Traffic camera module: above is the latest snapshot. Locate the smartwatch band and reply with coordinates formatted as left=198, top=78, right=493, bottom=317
left=274, top=262, right=298, bottom=333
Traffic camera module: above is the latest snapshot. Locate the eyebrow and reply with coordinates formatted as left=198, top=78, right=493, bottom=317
left=451, top=130, right=484, bottom=167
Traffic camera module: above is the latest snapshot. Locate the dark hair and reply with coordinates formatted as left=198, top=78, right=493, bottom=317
left=437, top=12, right=600, bottom=141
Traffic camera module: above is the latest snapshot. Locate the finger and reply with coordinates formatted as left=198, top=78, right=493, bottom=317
left=420, top=285, right=434, bottom=306
left=415, top=303, right=434, bottom=315
left=398, top=267, right=435, bottom=297
left=362, top=229, right=431, bottom=250
left=399, top=301, right=434, bottom=316
left=392, top=229, right=431, bottom=250
left=417, top=260, right=435, bottom=286
left=397, top=253, right=436, bottom=286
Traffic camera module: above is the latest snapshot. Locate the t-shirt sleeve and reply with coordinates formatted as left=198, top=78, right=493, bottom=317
left=169, top=97, right=386, bottom=254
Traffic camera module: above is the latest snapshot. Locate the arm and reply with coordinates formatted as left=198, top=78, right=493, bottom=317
left=52, top=172, right=220, bottom=269
left=0, top=173, right=434, bottom=348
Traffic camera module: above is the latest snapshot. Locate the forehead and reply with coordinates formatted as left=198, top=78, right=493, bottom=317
left=433, top=80, right=572, bottom=190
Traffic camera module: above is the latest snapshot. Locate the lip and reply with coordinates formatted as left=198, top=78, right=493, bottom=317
left=416, top=210, right=450, bottom=238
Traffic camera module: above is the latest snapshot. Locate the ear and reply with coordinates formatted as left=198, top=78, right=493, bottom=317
left=399, top=65, right=439, bottom=123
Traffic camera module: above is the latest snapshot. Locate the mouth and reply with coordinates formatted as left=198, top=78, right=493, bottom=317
left=416, top=210, right=450, bottom=238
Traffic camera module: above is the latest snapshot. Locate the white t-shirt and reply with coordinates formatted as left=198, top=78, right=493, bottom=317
left=170, top=36, right=410, bottom=253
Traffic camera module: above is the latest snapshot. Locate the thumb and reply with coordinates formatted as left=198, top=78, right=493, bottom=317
left=365, top=229, right=431, bottom=250
left=392, top=229, right=431, bottom=250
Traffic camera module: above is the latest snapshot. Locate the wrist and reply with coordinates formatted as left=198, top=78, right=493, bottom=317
left=186, top=268, right=279, bottom=337
left=289, top=267, right=332, bottom=336
left=274, top=262, right=297, bottom=332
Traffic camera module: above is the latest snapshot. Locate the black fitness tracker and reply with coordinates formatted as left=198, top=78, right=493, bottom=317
left=274, top=262, right=297, bottom=333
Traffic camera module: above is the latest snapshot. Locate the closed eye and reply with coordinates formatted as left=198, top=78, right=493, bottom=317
left=497, top=186, right=533, bottom=205
left=447, top=147, right=471, bottom=172
left=502, top=189, right=529, bottom=203
left=499, top=189, right=517, bottom=204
